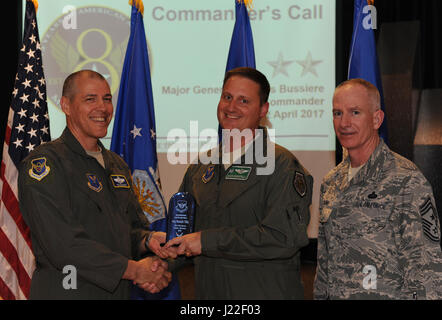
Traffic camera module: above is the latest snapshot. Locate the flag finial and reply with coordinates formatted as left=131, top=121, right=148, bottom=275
left=129, top=0, right=144, bottom=16
left=237, top=0, right=254, bottom=10
left=31, top=0, right=38, bottom=12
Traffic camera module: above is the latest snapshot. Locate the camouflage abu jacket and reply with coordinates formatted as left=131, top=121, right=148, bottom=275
left=314, top=139, right=442, bottom=300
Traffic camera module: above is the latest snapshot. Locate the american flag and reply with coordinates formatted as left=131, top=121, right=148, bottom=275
left=0, top=0, right=50, bottom=300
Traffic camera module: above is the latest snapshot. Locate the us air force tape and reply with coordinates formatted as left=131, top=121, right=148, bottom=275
left=294, top=171, right=307, bottom=197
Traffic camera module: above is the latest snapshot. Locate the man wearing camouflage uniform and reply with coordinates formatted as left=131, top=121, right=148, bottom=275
left=314, top=79, right=442, bottom=299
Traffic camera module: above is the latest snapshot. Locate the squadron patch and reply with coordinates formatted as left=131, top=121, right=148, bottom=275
left=294, top=171, right=307, bottom=197
left=110, top=174, right=130, bottom=188
left=419, top=197, right=440, bottom=242
left=202, top=165, right=215, bottom=184
left=29, top=157, right=50, bottom=181
left=86, top=174, right=103, bottom=192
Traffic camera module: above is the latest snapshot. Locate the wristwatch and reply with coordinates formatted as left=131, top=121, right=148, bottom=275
left=144, top=231, right=155, bottom=251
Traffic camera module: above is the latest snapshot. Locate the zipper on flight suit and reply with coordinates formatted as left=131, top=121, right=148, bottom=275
left=216, top=163, right=225, bottom=205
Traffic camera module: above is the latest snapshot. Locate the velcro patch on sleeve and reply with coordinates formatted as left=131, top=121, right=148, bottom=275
left=28, top=157, right=50, bottom=181
left=419, top=197, right=440, bottom=242
left=293, top=171, right=307, bottom=197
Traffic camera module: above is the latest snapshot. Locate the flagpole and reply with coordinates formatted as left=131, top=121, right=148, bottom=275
left=110, top=0, right=180, bottom=300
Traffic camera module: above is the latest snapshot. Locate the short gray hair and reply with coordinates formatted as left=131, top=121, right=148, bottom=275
left=62, top=70, right=107, bottom=100
left=335, top=78, right=381, bottom=111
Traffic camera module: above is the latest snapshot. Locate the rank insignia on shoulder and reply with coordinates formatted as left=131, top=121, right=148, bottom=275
left=225, top=166, right=252, bottom=181
left=419, top=197, right=440, bottom=242
left=294, top=171, right=307, bottom=197
left=202, top=165, right=215, bottom=184
left=29, top=157, right=50, bottom=181
left=86, top=174, right=102, bottom=192
left=110, top=174, right=130, bottom=188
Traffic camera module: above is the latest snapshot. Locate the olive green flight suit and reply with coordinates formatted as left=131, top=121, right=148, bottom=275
left=179, top=129, right=313, bottom=299
left=18, top=128, right=150, bottom=299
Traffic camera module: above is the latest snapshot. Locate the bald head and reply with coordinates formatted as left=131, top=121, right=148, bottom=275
left=62, top=70, right=107, bottom=100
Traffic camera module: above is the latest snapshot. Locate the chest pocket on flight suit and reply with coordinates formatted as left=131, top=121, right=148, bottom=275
left=109, top=174, right=134, bottom=221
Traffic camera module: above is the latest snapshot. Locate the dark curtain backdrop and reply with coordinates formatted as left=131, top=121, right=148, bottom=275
left=337, top=0, right=442, bottom=88
left=2, top=0, right=442, bottom=156
left=336, top=0, right=442, bottom=164
left=1, top=2, right=22, bottom=156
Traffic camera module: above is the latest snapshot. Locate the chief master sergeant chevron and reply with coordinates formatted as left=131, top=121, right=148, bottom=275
left=314, top=78, right=442, bottom=300
left=163, top=67, right=313, bottom=299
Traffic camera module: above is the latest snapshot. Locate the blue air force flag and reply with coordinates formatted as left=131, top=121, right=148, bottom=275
left=348, top=0, right=388, bottom=143
left=110, top=0, right=180, bottom=300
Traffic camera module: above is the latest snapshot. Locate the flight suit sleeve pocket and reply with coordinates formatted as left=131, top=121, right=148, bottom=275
left=286, top=205, right=309, bottom=248
left=286, top=205, right=305, bottom=225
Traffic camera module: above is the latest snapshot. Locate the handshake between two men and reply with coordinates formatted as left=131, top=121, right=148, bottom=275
left=126, top=231, right=202, bottom=293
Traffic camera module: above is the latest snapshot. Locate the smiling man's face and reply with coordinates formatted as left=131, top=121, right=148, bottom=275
left=217, top=75, right=268, bottom=133
left=61, top=74, right=113, bottom=150
left=332, top=83, right=382, bottom=154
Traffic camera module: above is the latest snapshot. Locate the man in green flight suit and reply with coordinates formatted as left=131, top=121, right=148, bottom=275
left=164, top=67, right=313, bottom=299
left=18, top=70, right=172, bottom=299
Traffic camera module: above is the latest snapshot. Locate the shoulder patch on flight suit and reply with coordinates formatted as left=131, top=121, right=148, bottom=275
left=86, top=174, right=103, bottom=192
left=110, top=174, right=130, bottom=188
left=29, top=157, right=51, bottom=181
left=202, top=165, right=215, bottom=183
left=419, top=197, right=440, bottom=242
left=294, top=171, right=307, bottom=197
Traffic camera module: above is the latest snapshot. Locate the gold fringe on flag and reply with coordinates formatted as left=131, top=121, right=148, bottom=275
left=237, top=0, right=254, bottom=10
left=129, top=0, right=144, bottom=16
left=31, top=0, right=38, bottom=12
